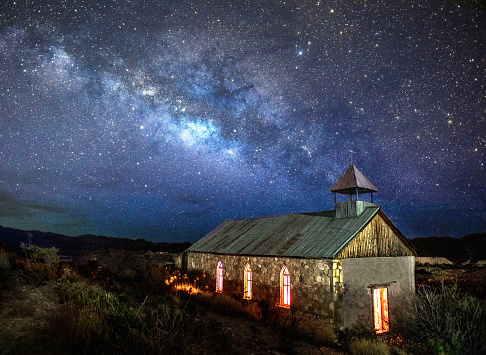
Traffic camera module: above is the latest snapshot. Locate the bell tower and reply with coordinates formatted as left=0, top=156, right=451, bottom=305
left=330, top=164, right=378, bottom=218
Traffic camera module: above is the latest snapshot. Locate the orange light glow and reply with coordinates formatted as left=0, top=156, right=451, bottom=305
left=244, top=263, right=252, bottom=299
left=165, top=275, right=178, bottom=285
left=173, top=282, right=201, bottom=294
left=216, top=261, right=223, bottom=292
left=373, top=287, right=389, bottom=333
left=280, top=266, right=291, bottom=307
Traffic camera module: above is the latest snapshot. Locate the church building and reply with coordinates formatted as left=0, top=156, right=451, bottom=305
left=176, top=164, right=417, bottom=340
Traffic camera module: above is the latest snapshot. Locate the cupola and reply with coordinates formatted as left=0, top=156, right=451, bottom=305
left=330, top=164, right=378, bottom=218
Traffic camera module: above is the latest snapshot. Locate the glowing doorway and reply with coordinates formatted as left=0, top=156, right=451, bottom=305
left=373, top=287, right=389, bottom=333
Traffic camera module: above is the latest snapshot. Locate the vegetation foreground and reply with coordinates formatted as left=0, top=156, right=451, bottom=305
left=0, top=245, right=485, bottom=354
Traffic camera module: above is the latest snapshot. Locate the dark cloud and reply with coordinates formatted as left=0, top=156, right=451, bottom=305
left=0, top=190, right=68, bottom=218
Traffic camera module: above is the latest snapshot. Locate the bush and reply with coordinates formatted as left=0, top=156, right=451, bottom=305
left=276, top=307, right=301, bottom=354
left=57, top=280, right=132, bottom=351
left=54, top=277, right=216, bottom=354
left=0, top=249, right=13, bottom=283
left=18, top=244, right=60, bottom=287
left=20, top=243, right=60, bottom=264
left=338, top=321, right=377, bottom=351
left=193, top=292, right=249, bottom=318
left=349, top=338, right=392, bottom=355
left=392, top=283, right=486, bottom=354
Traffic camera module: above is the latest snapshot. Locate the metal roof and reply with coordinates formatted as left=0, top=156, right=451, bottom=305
left=330, top=164, right=378, bottom=195
left=187, top=205, right=381, bottom=258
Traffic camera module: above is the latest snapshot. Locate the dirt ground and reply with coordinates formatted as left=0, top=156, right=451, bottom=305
left=0, top=278, right=64, bottom=355
left=200, top=311, right=344, bottom=355
left=3, top=263, right=483, bottom=355
left=0, top=276, right=342, bottom=355
left=415, top=265, right=486, bottom=300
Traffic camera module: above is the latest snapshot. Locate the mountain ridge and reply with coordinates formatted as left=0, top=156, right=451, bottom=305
left=410, top=233, right=486, bottom=263
left=2, top=224, right=484, bottom=263
left=0, top=225, right=190, bottom=258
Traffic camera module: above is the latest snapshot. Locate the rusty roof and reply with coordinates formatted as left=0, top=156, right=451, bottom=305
left=186, top=204, right=381, bottom=258
left=330, top=164, right=378, bottom=195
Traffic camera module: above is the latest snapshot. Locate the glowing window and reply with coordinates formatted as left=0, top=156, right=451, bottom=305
left=373, top=287, right=389, bottom=333
left=244, top=263, right=252, bottom=299
left=280, top=266, right=291, bottom=307
left=216, top=261, right=223, bottom=292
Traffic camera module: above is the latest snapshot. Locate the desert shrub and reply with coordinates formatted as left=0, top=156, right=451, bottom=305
left=192, top=291, right=254, bottom=318
left=141, top=263, right=174, bottom=293
left=0, top=249, right=13, bottom=283
left=20, top=243, right=60, bottom=264
left=128, top=298, right=212, bottom=354
left=18, top=244, right=60, bottom=287
left=392, top=283, right=486, bottom=355
left=275, top=307, right=302, bottom=354
left=124, top=289, right=223, bottom=354
left=55, top=277, right=215, bottom=354
left=59, top=280, right=132, bottom=350
left=258, top=299, right=274, bottom=324
left=349, top=338, right=393, bottom=355
left=186, top=269, right=209, bottom=290
left=57, top=261, right=85, bottom=285
left=338, top=322, right=377, bottom=352
left=19, top=260, right=54, bottom=287
left=339, top=324, right=407, bottom=355
left=48, top=303, right=86, bottom=354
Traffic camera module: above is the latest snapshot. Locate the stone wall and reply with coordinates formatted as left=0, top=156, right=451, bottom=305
left=186, top=252, right=342, bottom=338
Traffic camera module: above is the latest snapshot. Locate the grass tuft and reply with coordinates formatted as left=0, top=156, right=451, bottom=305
left=0, top=249, right=13, bottom=283
left=349, top=338, right=392, bottom=355
left=392, top=283, right=486, bottom=355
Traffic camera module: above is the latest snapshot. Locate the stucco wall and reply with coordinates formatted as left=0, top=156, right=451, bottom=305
left=341, top=256, right=415, bottom=329
left=185, top=252, right=343, bottom=335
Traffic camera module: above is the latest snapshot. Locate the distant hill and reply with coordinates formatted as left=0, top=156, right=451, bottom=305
left=410, top=233, right=486, bottom=263
left=2, top=224, right=484, bottom=264
left=0, top=225, right=191, bottom=258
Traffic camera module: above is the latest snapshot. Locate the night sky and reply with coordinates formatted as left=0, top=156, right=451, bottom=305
left=0, top=0, right=484, bottom=243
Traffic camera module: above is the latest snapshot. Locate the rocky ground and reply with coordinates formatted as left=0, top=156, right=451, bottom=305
left=199, top=311, right=344, bottom=355
left=0, top=274, right=341, bottom=355
left=0, top=276, right=64, bottom=354
left=2, top=259, right=484, bottom=355
left=415, top=264, right=486, bottom=300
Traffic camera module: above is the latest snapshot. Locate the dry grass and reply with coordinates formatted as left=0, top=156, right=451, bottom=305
left=349, top=338, right=392, bottom=355
left=0, top=249, right=13, bottom=283
left=392, top=283, right=486, bottom=355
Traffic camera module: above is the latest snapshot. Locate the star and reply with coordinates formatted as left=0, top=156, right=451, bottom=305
left=0, top=0, right=484, bottom=242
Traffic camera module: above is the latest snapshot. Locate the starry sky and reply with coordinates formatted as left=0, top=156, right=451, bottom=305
left=0, top=0, right=485, bottom=243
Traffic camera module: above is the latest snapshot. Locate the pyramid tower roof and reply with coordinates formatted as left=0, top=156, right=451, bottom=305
left=330, top=164, right=378, bottom=195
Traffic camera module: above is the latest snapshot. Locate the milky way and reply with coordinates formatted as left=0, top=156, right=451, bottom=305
left=0, top=0, right=484, bottom=242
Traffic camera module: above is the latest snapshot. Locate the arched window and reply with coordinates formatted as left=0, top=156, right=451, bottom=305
left=280, top=266, right=291, bottom=307
left=244, top=263, right=252, bottom=299
left=373, top=287, right=389, bottom=333
left=216, top=261, right=223, bottom=292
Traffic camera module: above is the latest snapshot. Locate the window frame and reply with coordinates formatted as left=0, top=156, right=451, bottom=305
left=243, top=263, right=252, bottom=300
left=216, top=261, right=223, bottom=293
left=373, top=287, right=389, bottom=333
left=280, top=266, right=291, bottom=308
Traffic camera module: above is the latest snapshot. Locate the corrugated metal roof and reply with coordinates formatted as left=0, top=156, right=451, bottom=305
left=187, top=205, right=381, bottom=258
left=330, top=164, right=378, bottom=195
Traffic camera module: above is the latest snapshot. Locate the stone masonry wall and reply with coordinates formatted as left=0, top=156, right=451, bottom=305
left=186, top=252, right=343, bottom=339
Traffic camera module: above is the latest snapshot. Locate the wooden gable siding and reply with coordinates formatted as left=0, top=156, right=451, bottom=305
left=336, top=213, right=414, bottom=259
